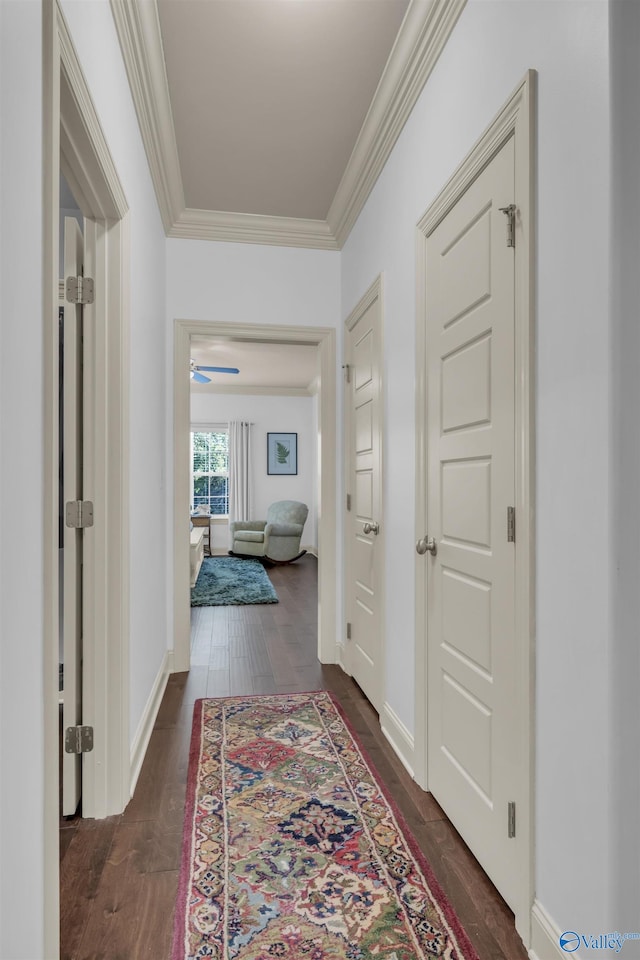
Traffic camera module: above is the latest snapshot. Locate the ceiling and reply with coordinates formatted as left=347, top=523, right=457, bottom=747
left=190, top=336, right=319, bottom=393
left=157, top=0, right=408, bottom=222
left=110, top=0, right=465, bottom=248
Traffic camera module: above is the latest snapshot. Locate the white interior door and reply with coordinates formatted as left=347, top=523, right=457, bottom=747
left=423, top=137, right=519, bottom=905
left=61, top=216, right=84, bottom=816
left=345, top=283, right=384, bottom=711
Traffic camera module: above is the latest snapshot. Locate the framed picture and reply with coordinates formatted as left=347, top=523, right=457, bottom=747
left=267, top=432, right=298, bottom=475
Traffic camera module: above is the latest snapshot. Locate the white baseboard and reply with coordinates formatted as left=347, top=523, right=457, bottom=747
left=336, top=642, right=350, bottom=675
left=530, top=900, right=574, bottom=960
left=302, top=543, right=318, bottom=558
left=129, top=649, right=173, bottom=798
left=380, top=702, right=415, bottom=777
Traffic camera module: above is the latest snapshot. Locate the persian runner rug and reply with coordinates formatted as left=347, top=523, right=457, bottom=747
left=173, top=692, right=479, bottom=960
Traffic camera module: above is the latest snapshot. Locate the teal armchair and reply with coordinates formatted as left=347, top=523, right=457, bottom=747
left=230, top=500, right=309, bottom=563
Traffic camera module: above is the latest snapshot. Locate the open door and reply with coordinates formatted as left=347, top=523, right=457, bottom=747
left=61, top=215, right=85, bottom=816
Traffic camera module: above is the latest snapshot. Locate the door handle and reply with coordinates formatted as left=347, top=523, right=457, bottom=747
left=416, top=535, right=437, bottom=556
left=363, top=521, right=380, bottom=535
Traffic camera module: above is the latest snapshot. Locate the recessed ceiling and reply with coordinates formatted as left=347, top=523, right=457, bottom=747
left=190, top=337, right=319, bottom=392
left=157, top=0, right=409, bottom=221
left=110, top=0, right=465, bottom=247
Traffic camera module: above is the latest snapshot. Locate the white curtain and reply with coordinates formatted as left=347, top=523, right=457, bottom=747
left=228, top=420, right=252, bottom=526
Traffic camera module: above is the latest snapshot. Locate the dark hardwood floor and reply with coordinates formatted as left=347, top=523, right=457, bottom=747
left=60, top=555, right=527, bottom=960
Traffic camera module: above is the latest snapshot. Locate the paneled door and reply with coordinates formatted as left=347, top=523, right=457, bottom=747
left=344, top=280, right=384, bottom=711
left=422, top=137, right=518, bottom=905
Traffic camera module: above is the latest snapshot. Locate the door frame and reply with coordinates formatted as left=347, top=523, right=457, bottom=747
left=44, top=3, right=131, bottom=953
left=342, top=276, right=386, bottom=711
left=414, top=72, right=536, bottom=942
left=173, top=319, right=337, bottom=672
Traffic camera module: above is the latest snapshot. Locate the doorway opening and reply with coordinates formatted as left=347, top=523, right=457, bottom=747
left=173, top=320, right=337, bottom=674
left=44, top=4, right=131, bottom=953
left=59, top=174, right=86, bottom=819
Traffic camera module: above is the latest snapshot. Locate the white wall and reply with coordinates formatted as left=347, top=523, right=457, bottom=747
left=610, top=0, right=640, bottom=938
left=167, top=239, right=341, bottom=333
left=341, top=0, right=616, bottom=945
left=0, top=0, right=171, bottom=948
left=190, top=392, right=318, bottom=552
left=60, top=0, right=170, bottom=745
left=0, top=2, right=45, bottom=955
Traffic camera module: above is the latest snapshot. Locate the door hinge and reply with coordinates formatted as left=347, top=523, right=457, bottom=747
left=66, top=500, right=94, bottom=529
left=508, top=801, right=516, bottom=838
left=346, top=493, right=351, bottom=512
left=499, top=204, right=516, bottom=248
left=346, top=622, right=352, bottom=640
left=342, top=363, right=351, bottom=384
left=66, top=275, right=95, bottom=305
left=507, top=506, right=515, bottom=542
left=64, top=725, right=94, bottom=754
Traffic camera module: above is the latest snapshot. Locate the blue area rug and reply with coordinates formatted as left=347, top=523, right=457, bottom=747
left=190, top=556, right=278, bottom=607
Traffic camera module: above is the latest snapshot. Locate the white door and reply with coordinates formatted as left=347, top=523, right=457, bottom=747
left=345, top=282, right=384, bottom=711
left=61, top=216, right=85, bottom=816
left=422, top=138, right=518, bottom=905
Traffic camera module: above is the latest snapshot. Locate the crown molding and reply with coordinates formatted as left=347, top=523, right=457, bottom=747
left=110, top=0, right=184, bottom=231
left=191, top=383, right=313, bottom=397
left=327, top=0, right=467, bottom=247
left=170, top=208, right=339, bottom=251
left=110, top=0, right=465, bottom=250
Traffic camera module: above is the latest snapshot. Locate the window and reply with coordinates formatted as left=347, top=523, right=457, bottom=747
left=191, top=429, right=229, bottom=516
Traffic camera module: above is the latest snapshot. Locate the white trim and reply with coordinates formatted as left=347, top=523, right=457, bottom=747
left=380, top=703, right=415, bottom=778
left=344, top=277, right=381, bottom=334
left=129, top=650, right=174, bottom=797
left=58, top=9, right=132, bottom=819
left=109, top=0, right=465, bottom=249
left=328, top=0, right=467, bottom=247
left=303, top=544, right=318, bottom=559
left=191, top=384, right=313, bottom=398
left=190, top=421, right=229, bottom=432
left=170, top=209, right=338, bottom=251
left=44, top=5, right=132, bottom=953
left=174, top=321, right=337, bottom=672
left=417, top=77, right=532, bottom=237
left=337, top=643, right=350, bottom=676
left=43, top=5, right=61, bottom=952
left=414, top=71, right=536, bottom=944
left=529, top=902, right=572, bottom=960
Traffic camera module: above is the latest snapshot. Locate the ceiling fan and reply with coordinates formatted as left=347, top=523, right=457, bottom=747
left=190, top=359, right=240, bottom=383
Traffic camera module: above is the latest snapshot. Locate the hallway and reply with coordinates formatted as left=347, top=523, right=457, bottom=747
left=60, top=557, right=526, bottom=960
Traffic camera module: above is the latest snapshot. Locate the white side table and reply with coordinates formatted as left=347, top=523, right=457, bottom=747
left=190, top=527, right=205, bottom=587
left=190, top=514, right=211, bottom=555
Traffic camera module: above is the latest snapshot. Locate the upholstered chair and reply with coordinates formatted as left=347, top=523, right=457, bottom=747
left=230, top=500, right=309, bottom=563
